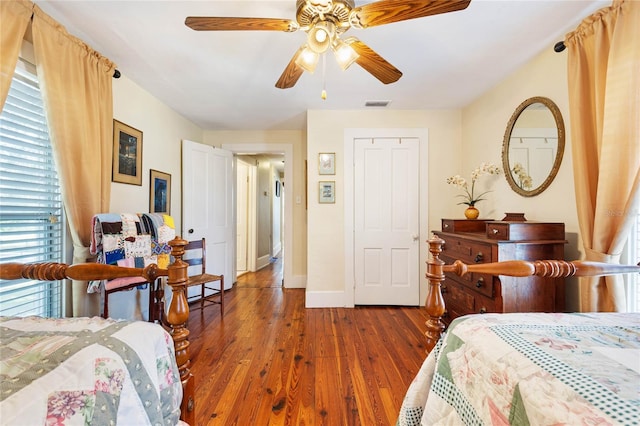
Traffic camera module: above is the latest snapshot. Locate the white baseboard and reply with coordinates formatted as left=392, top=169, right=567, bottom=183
left=256, top=254, right=271, bottom=270
left=305, top=290, right=347, bottom=308
left=284, top=274, right=306, bottom=289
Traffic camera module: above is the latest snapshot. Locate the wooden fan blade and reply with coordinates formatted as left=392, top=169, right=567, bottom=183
left=353, top=0, right=471, bottom=28
left=275, top=49, right=305, bottom=89
left=345, top=38, right=402, bottom=84
left=185, top=17, right=297, bottom=32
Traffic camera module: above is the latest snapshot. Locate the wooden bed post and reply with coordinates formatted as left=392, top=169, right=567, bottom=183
left=425, top=235, right=447, bottom=353
left=166, top=237, right=195, bottom=425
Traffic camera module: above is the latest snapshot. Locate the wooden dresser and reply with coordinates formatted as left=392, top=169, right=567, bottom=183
left=433, top=219, right=566, bottom=325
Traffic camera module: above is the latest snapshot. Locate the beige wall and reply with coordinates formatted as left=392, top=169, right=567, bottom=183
left=461, top=47, right=582, bottom=310
left=108, top=76, right=202, bottom=319
left=306, top=110, right=462, bottom=306
left=111, top=76, right=202, bottom=233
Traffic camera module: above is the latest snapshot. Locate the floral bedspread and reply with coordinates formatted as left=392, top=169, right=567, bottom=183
left=0, top=316, right=183, bottom=425
left=397, top=312, right=640, bottom=426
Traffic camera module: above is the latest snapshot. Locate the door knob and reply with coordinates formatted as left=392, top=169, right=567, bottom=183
left=412, top=234, right=420, bottom=242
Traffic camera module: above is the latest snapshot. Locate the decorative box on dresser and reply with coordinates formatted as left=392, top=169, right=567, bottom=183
left=433, top=218, right=566, bottom=326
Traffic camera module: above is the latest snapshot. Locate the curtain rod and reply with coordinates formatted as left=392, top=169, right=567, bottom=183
left=26, top=12, right=121, bottom=78
left=554, top=41, right=566, bottom=52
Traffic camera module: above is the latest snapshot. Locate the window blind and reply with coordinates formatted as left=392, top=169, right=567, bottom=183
left=0, top=62, right=63, bottom=317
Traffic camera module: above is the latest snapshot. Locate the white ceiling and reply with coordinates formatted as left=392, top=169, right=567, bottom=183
left=34, top=0, right=608, bottom=131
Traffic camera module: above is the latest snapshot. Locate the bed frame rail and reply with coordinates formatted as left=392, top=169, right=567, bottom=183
left=425, top=235, right=640, bottom=352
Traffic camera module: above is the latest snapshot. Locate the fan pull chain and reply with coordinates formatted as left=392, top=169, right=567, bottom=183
left=321, top=53, right=327, bottom=100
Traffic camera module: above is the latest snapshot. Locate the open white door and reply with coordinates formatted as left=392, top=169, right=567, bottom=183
left=182, top=140, right=233, bottom=292
left=236, top=160, right=249, bottom=275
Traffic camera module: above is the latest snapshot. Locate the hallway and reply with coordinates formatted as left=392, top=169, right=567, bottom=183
left=236, top=254, right=283, bottom=289
left=186, top=258, right=429, bottom=425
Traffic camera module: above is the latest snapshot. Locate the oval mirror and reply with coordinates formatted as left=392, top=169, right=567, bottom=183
left=501, top=96, right=565, bottom=197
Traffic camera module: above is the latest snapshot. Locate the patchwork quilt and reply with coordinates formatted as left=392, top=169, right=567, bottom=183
left=88, top=213, right=175, bottom=293
left=0, top=316, right=183, bottom=425
left=397, top=312, right=640, bottom=426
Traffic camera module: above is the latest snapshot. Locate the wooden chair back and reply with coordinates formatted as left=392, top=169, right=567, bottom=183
left=184, top=238, right=225, bottom=316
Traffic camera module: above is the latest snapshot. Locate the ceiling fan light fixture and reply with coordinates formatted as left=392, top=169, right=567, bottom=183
left=295, top=45, right=319, bottom=73
left=332, top=38, right=359, bottom=70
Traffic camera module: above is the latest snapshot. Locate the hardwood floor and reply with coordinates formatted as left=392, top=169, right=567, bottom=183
left=186, top=256, right=429, bottom=425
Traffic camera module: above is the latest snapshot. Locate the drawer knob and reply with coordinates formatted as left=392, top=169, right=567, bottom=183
left=474, top=252, right=484, bottom=263
left=479, top=307, right=487, bottom=314
left=492, top=228, right=499, bottom=234
left=475, top=277, right=484, bottom=288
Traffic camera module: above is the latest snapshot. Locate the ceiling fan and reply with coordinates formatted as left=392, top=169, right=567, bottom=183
left=185, top=0, right=471, bottom=90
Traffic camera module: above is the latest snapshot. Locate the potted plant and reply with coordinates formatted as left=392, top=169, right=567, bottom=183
left=446, top=162, right=502, bottom=219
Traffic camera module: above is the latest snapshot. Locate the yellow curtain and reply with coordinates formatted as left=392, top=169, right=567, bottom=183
left=565, top=0, right=640, bottom=312
left=31, top=6, right=115, bottom=317
left=0, top=0, right=32, bottom=107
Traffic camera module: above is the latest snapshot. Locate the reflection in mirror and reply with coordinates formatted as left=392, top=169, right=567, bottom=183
left=502, top=97, right=565, bottom=197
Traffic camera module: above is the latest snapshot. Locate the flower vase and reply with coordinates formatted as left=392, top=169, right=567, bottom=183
left=464, top=206, right=479, bottom=220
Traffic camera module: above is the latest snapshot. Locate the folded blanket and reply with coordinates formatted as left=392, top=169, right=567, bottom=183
left=89, top=213, right=121, bottom=255
left=88, top=213, right=177, bottom=292
left=103, top=256, right=158, bottom=291
left=141, top=214, right=175, bottom=268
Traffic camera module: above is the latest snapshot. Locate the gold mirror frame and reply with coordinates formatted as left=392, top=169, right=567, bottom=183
left=501, top=96, right=565, bottom=197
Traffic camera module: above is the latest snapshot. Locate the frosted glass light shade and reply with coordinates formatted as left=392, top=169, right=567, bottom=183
left=295, top=46, right=319, bottom=73
left=307, top=21, right=335, bottom=53
left=332, top=38, right=359, bottom=70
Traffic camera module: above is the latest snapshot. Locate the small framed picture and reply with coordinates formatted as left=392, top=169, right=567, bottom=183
left=149, top=169, right=171, bottom=214
left=318, top=152, right=335, bottom=175
left=112, top=119, right=142, bottom=185
left=319, top=181, right=335, bottom=204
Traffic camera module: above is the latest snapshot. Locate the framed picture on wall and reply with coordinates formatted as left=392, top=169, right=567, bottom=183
left=112, top=119, right=143, bottom=185
left=319, top=181, right=335, bottom=204
left=149, top=169, right=171, bottom=214
left=318, top=152, right=335, bottom=175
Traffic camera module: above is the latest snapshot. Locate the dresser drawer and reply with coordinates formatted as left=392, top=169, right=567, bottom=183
left=474, top=293, right=498, bottom=315
left=441, top=251, right=495, bottom=298
left=445, top=271, right=494, bottom=298
left=441, top=219, right=488, bottom=233
left=441, top=237, right=493, bottom=264
left=442, top=280, right=475, bottom=312
left=442, top=302, right=465, bottom=326
left=485, top=221, right=565, bottom=241
left=443, top=280, right=498, bottom=316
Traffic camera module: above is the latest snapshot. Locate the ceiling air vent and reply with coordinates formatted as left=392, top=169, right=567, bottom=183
left=365, top=100, right=391, bottom=108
